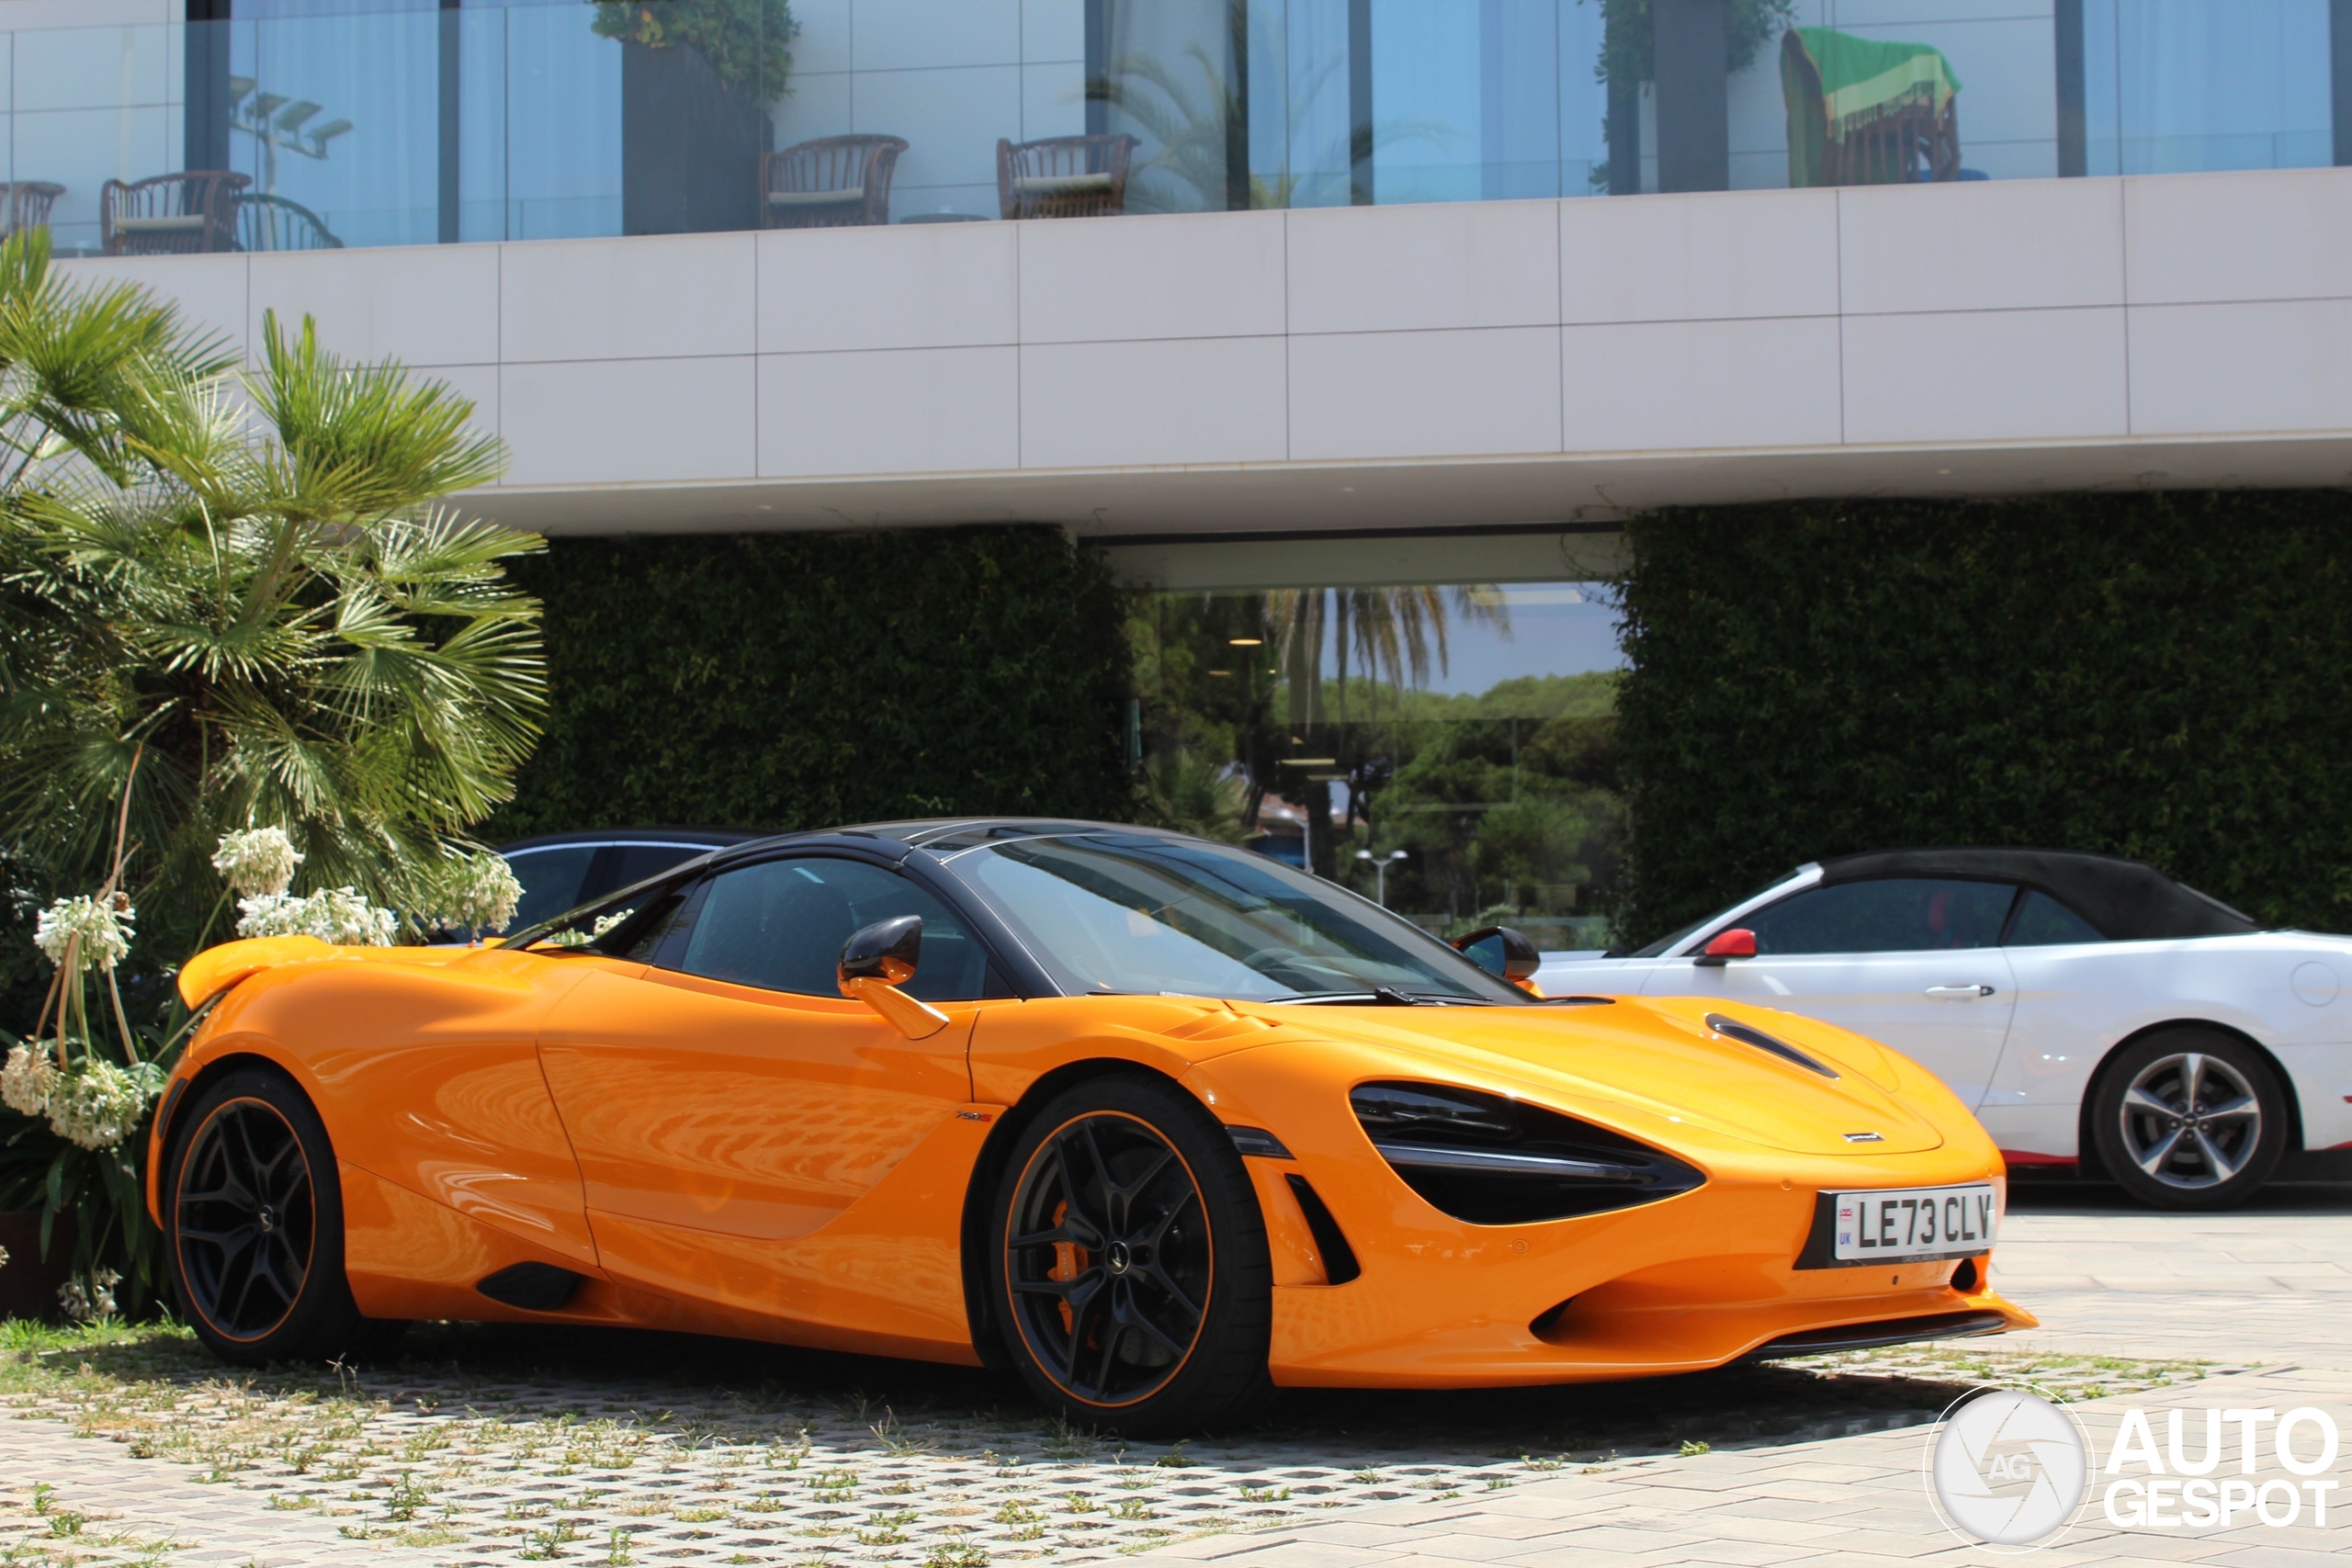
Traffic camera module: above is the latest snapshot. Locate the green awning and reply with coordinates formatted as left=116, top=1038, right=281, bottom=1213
left=1782, top=27, right=1962, bottom=187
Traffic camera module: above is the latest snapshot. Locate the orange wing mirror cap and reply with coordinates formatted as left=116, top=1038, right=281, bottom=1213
left=175, top=934, right=334, bottom=1009
left=838, top=915, right=951, bottom=1040
left=1695, top=928, right=1758, bottom=967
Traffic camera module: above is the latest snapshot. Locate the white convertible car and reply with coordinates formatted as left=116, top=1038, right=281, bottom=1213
left=1535, top=849, right=2352, bottom=1209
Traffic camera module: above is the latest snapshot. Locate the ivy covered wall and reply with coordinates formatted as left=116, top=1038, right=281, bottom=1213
left=1615, top=492, right=2352, bottom=945
left=488, top=525, right=1133, bottom=840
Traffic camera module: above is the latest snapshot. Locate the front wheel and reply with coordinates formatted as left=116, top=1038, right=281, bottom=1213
left=2090, top=1029, right=2287, bottom=1211
left=987, top=1074, right=1272, bottom=1435
left=164, top=1066, right=390, bottom=1364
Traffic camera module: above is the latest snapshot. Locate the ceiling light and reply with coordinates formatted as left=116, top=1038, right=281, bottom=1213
left=1206, top=669, right=1231, bottom=677
left=1283, top=757, right=1338, bottom=767
left=1229, top=637, right=1263, bottom=647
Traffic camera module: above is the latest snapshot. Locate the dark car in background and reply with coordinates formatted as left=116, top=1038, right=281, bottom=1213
left=495, top=829, right=758, bottom=933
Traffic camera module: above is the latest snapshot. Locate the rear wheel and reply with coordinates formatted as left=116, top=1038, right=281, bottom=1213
left=988, top=1075, right=1272, bottom=1435
left=164, top=1066, right=393, bottom=1364
left=2090, top=1029, right=2287, bottom=1211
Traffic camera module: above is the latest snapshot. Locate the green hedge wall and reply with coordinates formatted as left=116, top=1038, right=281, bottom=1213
left=1615, top=492, right=2352, bottom=945
left=486, top=526, right=1132, bottom=839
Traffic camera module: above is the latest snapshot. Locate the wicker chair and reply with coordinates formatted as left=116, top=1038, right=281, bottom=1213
left=997, top=134, right=1137, bottom=220
left=101, top=171, right=251, bottom=255
left=1781, top=30, right=1960, bottom=187
left=234, top=193, right=344, bottom=252
left=0, top=182, right=64, bottom=237
left=759, top=135, right=910, bottom=229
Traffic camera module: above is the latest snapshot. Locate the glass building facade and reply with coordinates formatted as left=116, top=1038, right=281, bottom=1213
left=4, top=2, right=2344, bottom=255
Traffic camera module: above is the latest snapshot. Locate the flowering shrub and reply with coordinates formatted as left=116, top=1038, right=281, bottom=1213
left=235, top=887, right=397, bottom=946
left=1, top=1042, right=58, bottom=1118
left=57, top=1269, right=120, bottom=1323
left=427, top=852, right=524, bottom=938
left=3, top=1045, right=161, bottom=1151
left=33, top=896, right=133, bottom=971
left=210, top=827, right=303, bottom=897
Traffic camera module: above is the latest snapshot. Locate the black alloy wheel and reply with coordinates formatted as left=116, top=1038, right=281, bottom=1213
left=2090, top=1028, right=2287, bottom=1211
left=990, top=1075, right=1272, bottom=1434
left=176, top=1098, right=316, bottom=1340
left=165, top=1066, right=395, bottom=1365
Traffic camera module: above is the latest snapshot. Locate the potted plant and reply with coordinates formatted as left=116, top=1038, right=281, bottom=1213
left=592, top=0, right=798, bottom=235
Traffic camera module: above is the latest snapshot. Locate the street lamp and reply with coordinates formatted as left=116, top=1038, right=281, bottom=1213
left=1355, top=848, right=1408, bottom=907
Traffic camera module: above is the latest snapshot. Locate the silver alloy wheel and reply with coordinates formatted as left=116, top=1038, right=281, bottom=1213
left=2117, top=1052, right=2262, bottom=1190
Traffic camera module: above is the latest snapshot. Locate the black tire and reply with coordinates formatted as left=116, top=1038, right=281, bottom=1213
left=2090, top=1028, right=2288, bottom=1211
left=987, top=1073, right=1272, bottom=1436
left=164, top=1066, right=394, bottom=1365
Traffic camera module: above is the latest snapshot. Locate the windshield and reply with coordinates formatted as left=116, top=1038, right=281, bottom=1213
left=938, top=831, right=1526, bottom=1003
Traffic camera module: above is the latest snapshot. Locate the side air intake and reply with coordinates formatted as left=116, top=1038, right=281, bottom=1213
left=477, top=1262, right=584, bottom=1312
left=1350, top=1083, right=1704, bottom=1224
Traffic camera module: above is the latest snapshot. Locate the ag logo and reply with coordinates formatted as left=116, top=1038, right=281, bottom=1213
left=1925, top=1388, right=2091, bottom=1551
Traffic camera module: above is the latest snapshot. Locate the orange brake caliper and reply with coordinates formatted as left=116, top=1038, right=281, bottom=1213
left=1049, top=1200, right=1087, bottom=1335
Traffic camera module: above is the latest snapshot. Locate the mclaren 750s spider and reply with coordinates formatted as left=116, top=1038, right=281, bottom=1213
left=153, top=819, right=2034, bottom=1432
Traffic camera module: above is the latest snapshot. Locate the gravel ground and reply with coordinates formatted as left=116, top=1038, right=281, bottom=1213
left=0, top=1320, right=2217, bottom=1568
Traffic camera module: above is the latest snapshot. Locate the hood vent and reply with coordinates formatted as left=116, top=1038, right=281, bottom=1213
left=1706, top=1013, right=1838, bottom=1079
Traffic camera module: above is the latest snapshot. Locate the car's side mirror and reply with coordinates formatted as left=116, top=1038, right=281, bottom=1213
left=1453, top=925, right=1542, bottom=990
left=1694, top=928, right=1758, bottom=966
left=838, top=915, right=951, bottom=1039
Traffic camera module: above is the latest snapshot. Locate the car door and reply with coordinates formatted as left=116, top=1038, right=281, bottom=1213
left=1670, top=876, right=2020, bottom=1110
left=537, top=853, right=991, bottom=1277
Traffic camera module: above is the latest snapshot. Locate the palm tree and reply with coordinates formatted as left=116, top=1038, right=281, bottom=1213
left=0, top=224, right=545, bottom=1292
left=1258, top=585, right=1507, bottom=877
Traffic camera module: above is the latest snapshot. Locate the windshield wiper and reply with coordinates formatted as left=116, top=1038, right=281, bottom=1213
left=1280, top=987, right=1490, bottom=1007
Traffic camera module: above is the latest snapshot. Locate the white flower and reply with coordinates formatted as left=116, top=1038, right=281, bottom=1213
left=45, top=1058, right=156, bottom=1151
left=540, top=929, right=593, bottom=948
left=33, top=896, right=132, bottom=972
left=1, top=1043, right=58, bottom=1118
left=591, top=908, right=633, bottom=937
left=426, top=852, right=524, bottom=936
left=211, top=827, right=303, bottom=897
left=234, top=887, right=396, bottom=946
left=57, top=1268, right=120, bottom=1324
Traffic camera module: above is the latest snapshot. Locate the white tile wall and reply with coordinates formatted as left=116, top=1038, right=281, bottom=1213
left=757, top=220, right=1018, bottom=353
left=502, top=233, right=754, bottom=364
left=420, top=363, right=502, bottom=448
left=1844, top=307, right=2129, bottom=444
left=1838, top=177, right=2123, bottom=314
left=502, top=356, right=757, bottom=488
left=1019, top=209, right=1286, bottom=344
left=1563, top=317, right=1843, bottom=452
left=49, top=166, right=2352, bottom=503
left=1289, top=328, right=1562, bottom=461
left=1287, top=201, right=1559, bottom=335
left=249, top=243, right=499, bottom=369
left=759, top=345, right=1019, bottom=477
left=14, top=23, right=169, bottom=113
left=1562, top=188, right=1839, bottom=323
left=2123, top=169, right=2352, bottom=308
left=2129, top=300, right=2352, bottom=437
left=1020, top=336, right=1287, bottom=468
left=68, top=253, right=246, bottom=356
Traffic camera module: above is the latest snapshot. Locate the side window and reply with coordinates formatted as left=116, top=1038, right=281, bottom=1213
left=665, top=857, right=991, bottom=1002
left=2006, top=889, right=2107, bottom=946
left=1740, top=878, right=2018, bottom=955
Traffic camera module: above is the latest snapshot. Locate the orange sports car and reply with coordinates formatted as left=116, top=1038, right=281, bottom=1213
left=153, top=819, right=2033, bottom=1431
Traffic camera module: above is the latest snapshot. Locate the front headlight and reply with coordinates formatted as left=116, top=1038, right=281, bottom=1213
left=1351, top=1082, right=1704, bottom=1224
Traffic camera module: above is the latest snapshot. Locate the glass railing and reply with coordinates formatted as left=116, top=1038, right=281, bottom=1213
left=2, top=1, right=2337, bottom=259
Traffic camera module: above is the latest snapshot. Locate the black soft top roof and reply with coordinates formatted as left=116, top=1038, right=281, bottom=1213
left=1815, top=848, right=2257, bottom=941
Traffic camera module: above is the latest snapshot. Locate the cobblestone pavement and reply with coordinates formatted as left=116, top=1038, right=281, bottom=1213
left=1134, top=1185, right=2352, bottom=1568
left=0, top=1187, right=2337, bottom=1568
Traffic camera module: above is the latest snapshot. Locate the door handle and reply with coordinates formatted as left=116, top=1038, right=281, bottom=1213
left=1924, top=984, right=1996, bottom=998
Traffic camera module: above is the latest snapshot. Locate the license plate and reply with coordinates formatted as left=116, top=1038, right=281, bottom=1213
left=1832, top=1183, right=1998, bottom=1263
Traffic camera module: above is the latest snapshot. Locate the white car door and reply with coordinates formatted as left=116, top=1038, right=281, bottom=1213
left=1668, top=876, right=2020, bottom=1111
